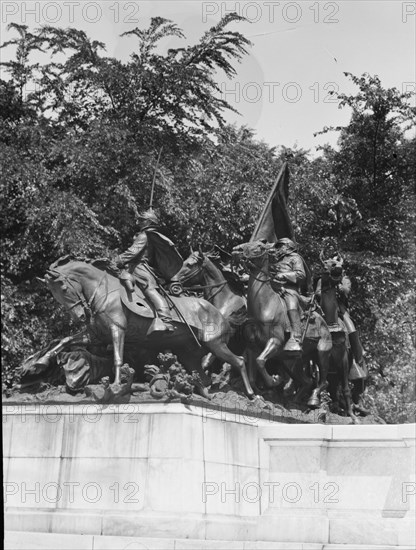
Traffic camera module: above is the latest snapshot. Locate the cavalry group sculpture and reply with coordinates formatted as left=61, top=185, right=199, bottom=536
left=25, top=162, right=368, bottom=423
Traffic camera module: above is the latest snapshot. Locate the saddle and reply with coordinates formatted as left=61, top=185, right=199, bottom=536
left=119, top=284, right=156, bottom=319
left=119, top=282, right=200, bottom=332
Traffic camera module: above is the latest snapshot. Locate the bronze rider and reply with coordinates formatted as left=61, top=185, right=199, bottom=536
left=116, top=209, right=183, bottom=332
left=271, top=237, right=307, bottom=352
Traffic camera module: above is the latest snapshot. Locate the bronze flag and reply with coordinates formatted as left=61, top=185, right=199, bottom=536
left=250, top=162, right=295, bottom=243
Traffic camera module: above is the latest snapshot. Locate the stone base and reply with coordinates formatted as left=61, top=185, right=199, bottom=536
left=5, top=531, right=416, bottom=550
left=3, top=404, right=415, bottom=548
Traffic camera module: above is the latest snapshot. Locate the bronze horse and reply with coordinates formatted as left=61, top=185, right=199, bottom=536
left=232, top=240, right=332, bottom=406
left=316, top=254, right=360, bottom=423
left=176, top=250, right=247, bottom=367
left=44, top=258, right=254, bottom=398
left=177, top=249, right=246, bottom=322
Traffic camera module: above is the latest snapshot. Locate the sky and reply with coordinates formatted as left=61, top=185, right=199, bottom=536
left=1, top=0, right=415, bottom=154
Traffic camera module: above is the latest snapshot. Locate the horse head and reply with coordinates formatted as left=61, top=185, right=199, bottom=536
left=176, top=250, right=205, bottom=286
left=44, top=265, right=87, bottom=323
left=232, top=240, right=275, bottom=270
left=320, top=250, right=344, bottom=284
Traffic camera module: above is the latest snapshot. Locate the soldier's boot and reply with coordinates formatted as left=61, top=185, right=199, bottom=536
left=119, top=270, right=135, bottom=293
left=145, top=289, right=175, bottom=332
left=124, top=279, right=135, bottom=293
left=284, top=309, right=302, bottom=352
left=348, top=331, right=367, bottom=380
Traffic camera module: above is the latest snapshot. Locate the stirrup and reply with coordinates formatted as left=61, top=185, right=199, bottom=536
left=284, top=336, right=302, bottom=352
left=147, top=318, right=175, bottom=335
left=328, top=323, right=343, bottom=333
left=349, top=359, right=367, bottom=381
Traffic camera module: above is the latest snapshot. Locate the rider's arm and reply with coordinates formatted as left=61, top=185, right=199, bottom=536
left=278, top=255, right=306, bottom=286
left=116, top=232, right=148, bottom=267
left=314, top=278, right=322, bottom=302
left=337, top=274, right=351, bottom=309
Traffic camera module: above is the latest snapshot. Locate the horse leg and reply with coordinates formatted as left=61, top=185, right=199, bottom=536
left=245, top=348, right=260, bottom=394
left=110, top=324, right=125, bottom=385
left=257, top=338, right=284, bottom=389
left=205, top=339, right=254, bottom=399
left=342, top=351, right=360, bottom=424
left=308, top=338, right=331, bottom=408
left=352, top=379, right=370, bottom=415
left=285, top=356, right=313, bottom=404
left=201, top=352, right=215, bottom=371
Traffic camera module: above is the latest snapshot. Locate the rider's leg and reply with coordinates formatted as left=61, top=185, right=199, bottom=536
left=144, top=288, right=175, bottom=331
left=119, top=270, right=135, bottom=293
left=136, top=268, right=175, bottom=331
left=284, top=291, right=302, bottom=352
left=343, top=311, right=365, bottom=367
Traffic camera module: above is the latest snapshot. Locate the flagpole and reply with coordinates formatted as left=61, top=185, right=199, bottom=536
left=149, top=147, right=163, bottom=210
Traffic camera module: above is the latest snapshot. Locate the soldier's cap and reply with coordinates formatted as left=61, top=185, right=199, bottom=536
left=138, top=209, right=159, bottom=225
left=275, top=237, right=298, bottom=250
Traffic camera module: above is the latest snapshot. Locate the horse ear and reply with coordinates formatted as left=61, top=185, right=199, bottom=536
left=319, top=250, right=325, bottom=263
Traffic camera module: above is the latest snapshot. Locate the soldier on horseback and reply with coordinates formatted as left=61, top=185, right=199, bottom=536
left=270, top=237, right=307, bottom=352
left=116, top=209, right=183, bottom=332
left=315, top=242, right=366, bottom=378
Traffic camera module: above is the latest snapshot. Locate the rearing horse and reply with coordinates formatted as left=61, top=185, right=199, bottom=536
left=316, top=254, right=361, bottom=423
left=232, top=240, right=332, bottom=406
left=177, top=250, right=247, bottom=358
left=44, top=257, right=254, bottom=398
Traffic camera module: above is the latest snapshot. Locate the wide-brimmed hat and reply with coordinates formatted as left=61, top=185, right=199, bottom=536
left=138, top=208, right=159, bottom=225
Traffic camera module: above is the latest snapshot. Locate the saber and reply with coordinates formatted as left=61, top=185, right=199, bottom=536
left=149, top=147, right=163, bottom=210
left=159, top=286, right=202, bottom=348
left=301, top=289, right=318, bottom=344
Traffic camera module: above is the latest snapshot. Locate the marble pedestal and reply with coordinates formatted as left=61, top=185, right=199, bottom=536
left=3, top=403, right=415, bottom=549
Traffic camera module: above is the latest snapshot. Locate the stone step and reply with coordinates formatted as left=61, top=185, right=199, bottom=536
left=4, top=531, right=415, bottom=550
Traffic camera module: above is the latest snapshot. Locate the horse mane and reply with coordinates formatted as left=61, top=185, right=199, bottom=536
left=205, top=252, right=245, bottom=296
left=49, top=255, right=119, bottom=277
left=221, top=269, right=246, bottom=296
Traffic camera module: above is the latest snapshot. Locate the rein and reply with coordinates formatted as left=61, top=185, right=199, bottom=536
left=180, top=260, right=228, bottom=301
left=60, top=271, right=110, bottom=317
left=240, top=256, right=272, bottom=284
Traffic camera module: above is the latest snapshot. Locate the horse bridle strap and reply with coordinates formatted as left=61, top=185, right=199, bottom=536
left=180, top=261, right=228, bottom=301
left=61, top=272, right=108, bottom=316
left=185, top=281, right=227, bottom=292
left=189, top=281, right=228, bottom=302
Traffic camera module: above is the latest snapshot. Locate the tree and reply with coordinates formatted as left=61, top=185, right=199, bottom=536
left=316, top=72, right=416, bottom=256
left=0, top=15, right=254, bottom=382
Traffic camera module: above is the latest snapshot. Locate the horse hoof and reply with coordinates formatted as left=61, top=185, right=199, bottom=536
left=195, top=384, right=211, bottom=400
left=307, top=397, right=320, bottom=409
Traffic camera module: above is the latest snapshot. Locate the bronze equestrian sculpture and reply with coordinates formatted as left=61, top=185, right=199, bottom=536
left=232, top=239, right=332, bottom=406
left=44, top=257, right=254, bottom=398
left=315, top=252, right=365, bottom=423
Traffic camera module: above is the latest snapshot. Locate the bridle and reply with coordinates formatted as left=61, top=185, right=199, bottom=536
left=180, top=257, right=228, bottom=301
left=51, top=270, right=109, bottom=319
left=234, top=246, right=274, bottom=284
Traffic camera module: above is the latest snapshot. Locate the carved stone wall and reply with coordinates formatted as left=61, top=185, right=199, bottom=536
left=3, top=404, right=415, bottom=549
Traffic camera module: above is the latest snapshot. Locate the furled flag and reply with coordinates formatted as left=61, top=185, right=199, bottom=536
left=250, top=162, right=295, bottom=243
